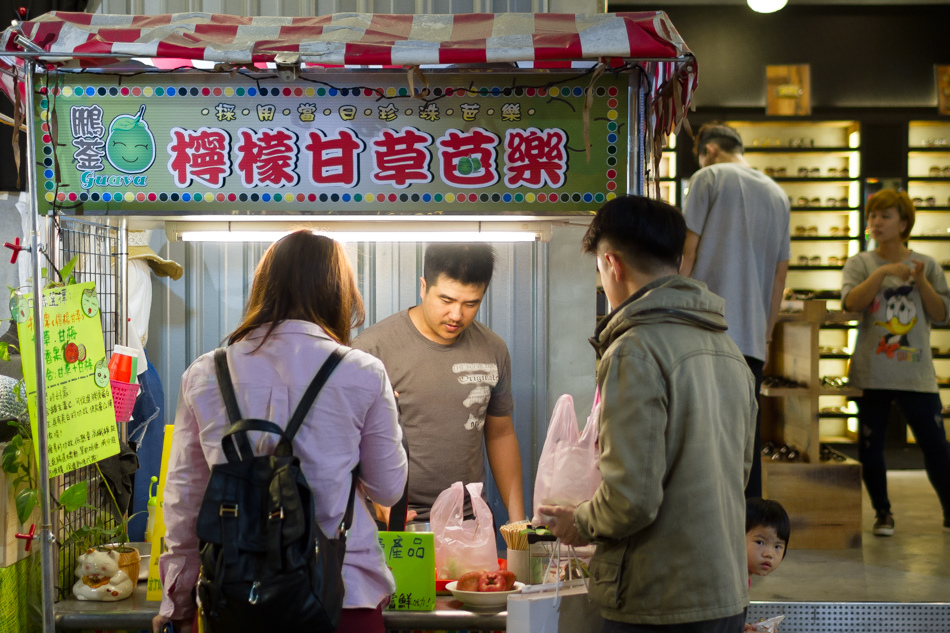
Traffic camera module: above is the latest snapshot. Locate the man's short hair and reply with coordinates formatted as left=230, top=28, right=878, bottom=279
left=582, top=195, right=686, bottom=273
left=693, top=122, right=744, bottom=160
left=424, top=243, right=496, bottom=288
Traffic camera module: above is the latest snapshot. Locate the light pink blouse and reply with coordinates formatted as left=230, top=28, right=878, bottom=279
left=158, top=320, right=407, bottom=620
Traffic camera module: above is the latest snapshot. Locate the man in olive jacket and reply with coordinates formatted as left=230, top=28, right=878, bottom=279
left=540, top=195, right=757, bottom=633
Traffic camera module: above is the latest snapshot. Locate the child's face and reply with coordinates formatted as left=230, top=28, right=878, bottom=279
left=746, top=525, right=786, bottom=577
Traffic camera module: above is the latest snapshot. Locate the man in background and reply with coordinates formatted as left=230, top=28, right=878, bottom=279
left=680, top=122, right=791, bottom=498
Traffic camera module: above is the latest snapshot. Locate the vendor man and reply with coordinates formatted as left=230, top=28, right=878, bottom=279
left=353, top=243, right=525, bottom=523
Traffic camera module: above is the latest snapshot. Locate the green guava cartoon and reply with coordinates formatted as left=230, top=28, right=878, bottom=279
left=81, top=288, right=100, bottom=318
left=457, top=156, right=482, bottom=176
left=106, top=105, right=156, bottom=174
left=93, top=358, right=110, bottom=388
left=10, top=295, right=30, bottom=324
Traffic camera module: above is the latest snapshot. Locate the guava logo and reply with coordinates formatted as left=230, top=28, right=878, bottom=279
left=106, top=105, right=156, bottom=174
left=93, top=358, right=110, bottom=388
left=81, top=288, right=100, bottom=318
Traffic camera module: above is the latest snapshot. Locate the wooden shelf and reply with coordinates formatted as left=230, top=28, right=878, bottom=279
left=819, top=386, right=863, bottom=397
left=790, top=206, right=858, bottom=212
left=789, top=265, right=844, bottom=271
left=745, top=147, right=857, bottom=154
left=760, top=385, right=810, bottom=397
left=774, top=177, right=859, bottom=183
left=761, top=297, right=864, bottom=548
left=823, top=310, right=860, bottom=324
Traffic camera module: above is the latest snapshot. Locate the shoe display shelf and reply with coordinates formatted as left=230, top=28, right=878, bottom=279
left=648, top=134, right=678, bottom=207
left=726, top=120, right=864, bottom=305
left=762, top=299, right=863, bottom=549
left=906, top=121, right=950, bottom=423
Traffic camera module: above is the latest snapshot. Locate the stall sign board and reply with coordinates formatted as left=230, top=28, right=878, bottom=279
left=379, top=531, right=435, bottom=611
left=36, top=72, right=627, bottom=216
left=15, top=281, right=120, bottom=477
left=147, top=424, right=175, bottom=602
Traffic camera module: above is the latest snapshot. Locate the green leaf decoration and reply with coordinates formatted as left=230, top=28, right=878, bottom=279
left=1, top=442, right=19, bottom=474
left=59, top=255, right=78, bottom=283
left=59, top=481, right=88, bottom=512
left=15, top=488, right=37, bottom=525
left=0, top=341, right=10, bottom=362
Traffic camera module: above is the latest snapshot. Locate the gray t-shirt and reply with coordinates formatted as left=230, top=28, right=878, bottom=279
left=842, top=251, right=950, bottom=392
left=353, top=310, right=514, bottom=521
left=683, top=162, right=791, bottom=361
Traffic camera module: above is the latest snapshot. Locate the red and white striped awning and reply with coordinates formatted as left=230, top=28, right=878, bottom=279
left=1, top=11, right=696, bottom=140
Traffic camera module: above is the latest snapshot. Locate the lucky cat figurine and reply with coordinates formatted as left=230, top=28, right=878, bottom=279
left=72, top=548, right=134, bottom=601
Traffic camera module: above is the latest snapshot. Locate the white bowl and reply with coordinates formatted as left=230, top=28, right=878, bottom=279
left=445, top=580, right=524, bottom=608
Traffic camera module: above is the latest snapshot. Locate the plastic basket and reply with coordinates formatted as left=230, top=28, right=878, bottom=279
left=111, top=380, right=140, bottom=423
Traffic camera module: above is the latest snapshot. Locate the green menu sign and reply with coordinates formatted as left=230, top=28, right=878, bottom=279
left=379, top=531, right=436, bottom=611
left=36, top=71, right=627, bottom=215
left=15, top=282, right=120, bottom=477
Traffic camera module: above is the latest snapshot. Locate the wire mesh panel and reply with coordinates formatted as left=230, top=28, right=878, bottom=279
left=748, top=601, right=950, bottom=633
left=50, top=216, right=122, bottom=600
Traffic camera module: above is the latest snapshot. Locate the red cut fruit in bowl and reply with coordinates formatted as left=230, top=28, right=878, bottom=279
left=476, top=571, right=508, bottom=592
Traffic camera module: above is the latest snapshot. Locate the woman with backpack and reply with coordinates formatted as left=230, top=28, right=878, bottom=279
left=153, top=230, right=408, bottom=633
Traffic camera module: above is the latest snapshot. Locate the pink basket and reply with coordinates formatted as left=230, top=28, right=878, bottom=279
left=111, top=380, right=140, bottom=423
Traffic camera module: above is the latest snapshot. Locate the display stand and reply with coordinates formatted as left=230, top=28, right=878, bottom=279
left=762, top=299, right=863, bottom=549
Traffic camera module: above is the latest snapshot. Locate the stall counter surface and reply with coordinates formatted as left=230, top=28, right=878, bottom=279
left=52, top=585, right=508, bottom=631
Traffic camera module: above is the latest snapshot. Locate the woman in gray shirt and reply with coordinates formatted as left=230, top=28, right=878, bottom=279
left=842, top=189, right=950, bottom=538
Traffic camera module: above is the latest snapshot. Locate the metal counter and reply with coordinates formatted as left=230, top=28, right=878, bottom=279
left=53, top=586, right=507, bottom=631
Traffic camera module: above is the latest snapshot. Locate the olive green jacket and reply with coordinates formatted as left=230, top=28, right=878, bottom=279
left=574, top=275, right=756, bottom=625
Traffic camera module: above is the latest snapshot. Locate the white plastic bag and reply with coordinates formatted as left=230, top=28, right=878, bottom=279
left=430, top=481, right=499, bottom=579
left=750, top=615, right=785, bottom=632
left=533, top=394, right=602, bottom=524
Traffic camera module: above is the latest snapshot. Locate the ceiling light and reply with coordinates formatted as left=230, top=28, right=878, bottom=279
left=165, top=220, right=554, bottom=243
left=748, top=0, right=787, bottom=13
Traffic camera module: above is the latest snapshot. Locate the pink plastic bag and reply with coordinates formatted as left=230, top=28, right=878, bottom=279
left=532, top=393, right=602, bottom=524
left=431, top=481, right=499, bottom=579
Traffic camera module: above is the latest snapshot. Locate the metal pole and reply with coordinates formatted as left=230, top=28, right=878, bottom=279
left=24, top=58, right=56, bottom=633
left=118, top=218, right=128, bottom=444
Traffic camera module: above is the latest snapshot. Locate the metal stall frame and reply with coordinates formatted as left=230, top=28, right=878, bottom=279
left=1, top=12, right=697, bottom=632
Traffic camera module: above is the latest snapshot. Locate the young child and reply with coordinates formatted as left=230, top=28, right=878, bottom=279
left=746, top=497, right=790, bottom=580
left=744, top=498, right=790, bottom=633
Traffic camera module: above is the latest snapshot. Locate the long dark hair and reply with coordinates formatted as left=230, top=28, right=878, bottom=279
left=227, top=230, right=365, bottom=347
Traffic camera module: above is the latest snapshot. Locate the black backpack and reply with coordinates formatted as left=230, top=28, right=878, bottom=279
left=195, top=347, right=356, bottom=633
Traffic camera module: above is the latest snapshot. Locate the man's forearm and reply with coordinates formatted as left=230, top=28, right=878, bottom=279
left=485, top=415, right=525, bottom=521
left=680, top=230, right=701, bottom=277
left=766, top=260, right=789, bottom=348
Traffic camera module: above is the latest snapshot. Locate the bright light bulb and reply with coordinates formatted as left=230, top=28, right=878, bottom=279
left=748, top=0, right=787, bottom=13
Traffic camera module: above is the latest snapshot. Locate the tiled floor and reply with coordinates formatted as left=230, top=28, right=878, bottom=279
left=751, top=470, right=950, bottom=603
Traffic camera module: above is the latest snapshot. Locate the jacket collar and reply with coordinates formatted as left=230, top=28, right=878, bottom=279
left=589, top=275, right=728, bottom=357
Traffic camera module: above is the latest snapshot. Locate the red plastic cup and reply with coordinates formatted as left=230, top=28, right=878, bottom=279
left=108, top=345, right=138, bottom=384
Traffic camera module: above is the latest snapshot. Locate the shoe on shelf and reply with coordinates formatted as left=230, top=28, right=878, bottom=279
left=873, top=513, right=895, bottom=537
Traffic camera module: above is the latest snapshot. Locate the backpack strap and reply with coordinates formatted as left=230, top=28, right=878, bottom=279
left=339, top=469, right=358, bottom=541
left=213, top=347, right=255, bottom=462
left=275, top=347, right=350, bottom=453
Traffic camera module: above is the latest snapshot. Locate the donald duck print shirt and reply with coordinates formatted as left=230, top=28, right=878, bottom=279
left=842, top=251, right=950, bottom=393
